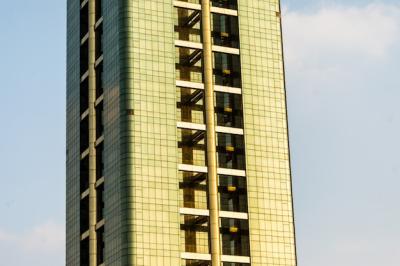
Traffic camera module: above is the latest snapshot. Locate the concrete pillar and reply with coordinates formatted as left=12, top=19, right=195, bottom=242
left=88, top=0, right=97, bottom=265
left=201, top=1, right=221, bottom=265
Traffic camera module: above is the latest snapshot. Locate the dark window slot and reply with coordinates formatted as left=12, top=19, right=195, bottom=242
left=80, top=41, right=89, bottom=76
left=96, top=102, right=104, bottom=139
left=214, top=53, right=242, bottom=88
left=80, top=237, right=89, bottom=266
left=212, top=14, right=239, bottom=48
left=80, top=4, right=89, bottom=40
left=80, top=156, right=89, bottom=193
left=219, top=175, right=248, bottom=213
left=221, top=218, right=250, bottom=256
left=96, top=227, right=105, bottom=265
left=95, top=23, right=103, bottom=60
left=96, top=142, right=104, bottom=181
left=183, top=260, right=211, bottom=266
left=80, top=197, right=89, bottom=234
left=80, top=117, right=89, bottom=153
left=96, top=184, right=104, bottom=222
left=80, top=79, right=89, bottom=114
left=215, top=92, right=243, bottom=128
left=95, top=0, right=102, bottom=22
left=95, top=63, right=103, bottom=99
left=217, top=133, right=246, bottom=170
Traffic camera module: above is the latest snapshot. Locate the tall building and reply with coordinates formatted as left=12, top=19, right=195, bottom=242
left=66, top=0, right=296, bottom=265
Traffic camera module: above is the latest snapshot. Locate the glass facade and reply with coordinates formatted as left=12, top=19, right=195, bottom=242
left=67, top=1, right=296, bottom=265
left=239, top=2, right=297, bottom=265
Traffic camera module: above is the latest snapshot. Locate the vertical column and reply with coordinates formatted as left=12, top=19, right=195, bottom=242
left=201, top=1, right=221, bottom=265
left=88, top=0, right=97, bottom=265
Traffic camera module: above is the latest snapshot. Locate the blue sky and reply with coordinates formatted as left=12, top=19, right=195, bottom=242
left=283, top=1, right=400, bottom=265
left=0, top=1, right=399, bottom=265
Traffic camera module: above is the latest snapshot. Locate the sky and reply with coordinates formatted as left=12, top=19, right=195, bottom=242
left=0, top=0, right=399, bottom=265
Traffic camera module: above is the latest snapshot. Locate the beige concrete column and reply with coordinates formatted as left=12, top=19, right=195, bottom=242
left=88, top=0, right=97, bottom=265
left=201, top=1, right=221, bottom=265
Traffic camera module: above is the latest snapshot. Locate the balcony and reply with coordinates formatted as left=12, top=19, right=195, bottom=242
left=214, top=52, right=242, bottom=88
left=219, top=175, right=248, bottom=213
left=217, top=133, right=245, bottom=170
left=221, top=218, right=250, bottom=257
left=212, top=13, right=239, bottom=48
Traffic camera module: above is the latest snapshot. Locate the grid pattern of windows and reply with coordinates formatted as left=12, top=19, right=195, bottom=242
left=67, top=0, right=104, bottom=265
left=118, top=1, right=180, bottom=265
left=67, top=1, right=297, bottom=265
left=239, top=1, right=297, bottom=265
left=101, top=0, right=122, bottom=264
left=67, top=0, right=84, bottom=264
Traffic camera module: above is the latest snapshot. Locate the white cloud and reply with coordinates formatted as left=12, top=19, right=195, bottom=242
left=23, top=221, right=65, bottom=253
left=0, top=221, right=65, bottom=265
left=283, top=3, right=400, bottom=67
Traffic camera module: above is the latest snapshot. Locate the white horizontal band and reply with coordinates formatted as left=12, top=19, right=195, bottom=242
left=177, top=122, right=244, bottom=136
left=176, top=80, right=205, bottom=90
left=96, top=219, right=105, bottom=230
left=175, top=40, right=203, bottom=50
left=95, top=17, right=103, bottom=28
left=176, top=80, right=242, bottom=95
left=217, top=168, right=246, bottom=177
left=181, top=252, right=211, bottom=261
left=173, top=1, right=201, bottom=11
left=95, top=94, right=104, bottom=106
left=95, top=135, right=104, bottom=146
left=81, top=109, right=89, bottom=120
left=177, top=121, right=206, bottom=131
left=216, top=126, right=244, bottom=135
left=175, top=41, right=239, bottom=55
left=180, top=208, right=248, bottom=220
left=95, top=54, right=103, bottom=67
left=180, top=207, right=209, bottom=216
left=181, top=253, right=250, bottom=264
left=211, top=6, right=238, bottom=16
left=179, top=164, right=246, bottom=177
left=96, top=176, right=105, bottom=187
left=214, top=85, right=242, bottom=94
left=81, top=0, right=88, bottom=8
left=178, top=164, right=208, bottom=173
left=81, top=230, right=89, bottom=241
left=221, top=255, right=251, bottom=263
left=81, top=189, right=89, bottom=200
left=220, top=211, right=248, bottom=220
left=81, top=148, right=89, bottom=159
left=81, top=71, right=89, bottom=82
left=213, top=45, right=240, bottom=55
left=174, top=1, right=238, bottom=17
left=81, top=33, right=89, bottom=45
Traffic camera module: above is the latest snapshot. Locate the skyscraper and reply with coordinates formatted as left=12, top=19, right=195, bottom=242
left=66, top=0, right=297, bottom=265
